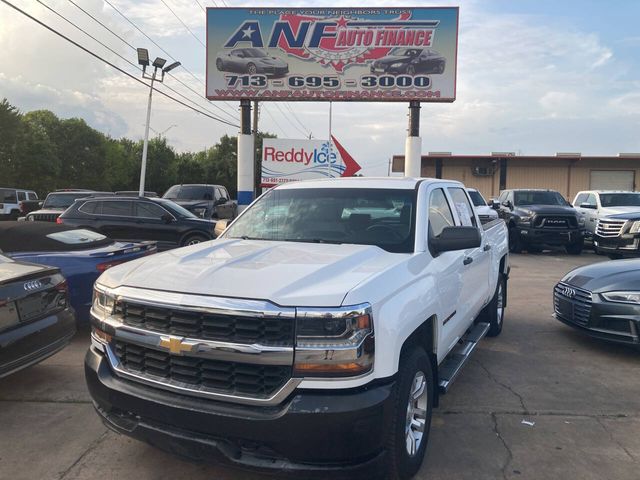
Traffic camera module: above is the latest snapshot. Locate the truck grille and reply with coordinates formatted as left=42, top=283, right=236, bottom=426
left=29, top=213, right=59, bottom=222
left=533, top=215, right=577, bottom=228
left=553, top=282, right=592, bottom=326
left=114, top=301, right=294, bottom=346
left=596, top=219, right=626, bottom=238
left=113, top=341, right=291, bottom=397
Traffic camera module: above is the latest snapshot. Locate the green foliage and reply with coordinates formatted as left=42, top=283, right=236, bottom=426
left=0, top=99, right=278, bottom=197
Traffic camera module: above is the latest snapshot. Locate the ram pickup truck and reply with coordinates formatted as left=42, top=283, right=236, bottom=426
left=497, top=189, right=585, bottom=254
left=86, top=177, right=509, bottom=479
left=162, top=184, right=237, bottom=220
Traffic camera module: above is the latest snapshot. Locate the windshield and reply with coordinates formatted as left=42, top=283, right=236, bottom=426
left=600, top=193, right=640, bottom=207
left=245, top=48, right=268, bottom=58
left=391, top=48, right=421, bottom=57
left=0, top=188, right=17, bottom=203
left=164, top=185, right=214, bottom=201
left=514, top=191, right=568, bottom=206
left=160, top=199, right=198, bottom=218
left=43, top=193, right=92, bottom=209
left=223, top=187, right=416, bottom=253
left=467, top=190, right=487, bottom=207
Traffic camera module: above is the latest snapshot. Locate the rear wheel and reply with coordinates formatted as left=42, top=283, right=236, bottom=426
left=383, top=347, right=433, bottom=480
left=508, top=226, right=522, bottom=253
left=182, top=233, right=208, bottom=247
left=437, top=62, right=445, bottom=74
left=216, top=58, right=224, bottom=70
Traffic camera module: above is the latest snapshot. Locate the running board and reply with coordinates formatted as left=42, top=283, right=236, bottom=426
left=438, top=322, right=490, bottom=394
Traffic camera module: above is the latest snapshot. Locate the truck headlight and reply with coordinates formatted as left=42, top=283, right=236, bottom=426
left=518, top=216, right=533, bottom=224
left=629, top=221, right=640, bottom=234
left=294, top=303, right=374, bottom=377
left=601, top=291, right=640, bottom=304
left=92, top=285, right=116, bottom=318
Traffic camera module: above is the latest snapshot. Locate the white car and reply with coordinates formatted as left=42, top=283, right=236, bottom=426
left=467, top=188, right=499, bottom=223
left=573, top=190, right=640, bottom=238
left=86, top=177, right=509, bottom=479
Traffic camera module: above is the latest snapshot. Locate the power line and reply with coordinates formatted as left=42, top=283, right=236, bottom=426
left=195, top=0, right=206, bottom=13
left=160, top=0, right=206, bottom=48
left=262, top=105, right=288, bottom=137
left=283, top=102, right=312, bottom=137
left=273, top=102, right=308, bottom=137
left=36, top=0, right=231, bottom=124
left=0, top=0, right=239, bottom=128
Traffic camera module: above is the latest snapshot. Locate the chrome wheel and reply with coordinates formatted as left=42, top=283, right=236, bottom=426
left=405, top=371, right=428, bottom=456
left=497, top=281, right=504, bottom=325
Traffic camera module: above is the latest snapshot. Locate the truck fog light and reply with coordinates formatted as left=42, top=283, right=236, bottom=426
left=294, top=304, right=374, bottom=378
left=91, top=327, right=112, bottom=352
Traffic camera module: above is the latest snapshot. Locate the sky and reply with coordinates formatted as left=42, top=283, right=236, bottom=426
left=1, top=0, right=639, bottom=176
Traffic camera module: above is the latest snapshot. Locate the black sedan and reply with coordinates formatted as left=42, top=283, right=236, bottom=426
left=0, top=254, right=76, bottom=377
left=369, top=48, right=445, bottom=75
left=58, top=196, right=217, bottom=250
left=554, top=259, right=640, bottom=346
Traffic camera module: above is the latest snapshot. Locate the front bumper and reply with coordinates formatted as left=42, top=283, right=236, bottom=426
left=85, top=346, right=395, bottom=475
left=594, top=234, right=640, bottom=256
left=554, top=287, right=640, bottom=346
left=517, top=226, right=583, bottom=245
left=0, top=307, right=77, bottom=377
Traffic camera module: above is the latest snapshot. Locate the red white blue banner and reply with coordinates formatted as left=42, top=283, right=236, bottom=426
left=206, top=7, right=459, bottom=102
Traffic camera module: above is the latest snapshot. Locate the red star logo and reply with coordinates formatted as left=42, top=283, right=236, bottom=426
left=336, top=16, right=348, bottom=28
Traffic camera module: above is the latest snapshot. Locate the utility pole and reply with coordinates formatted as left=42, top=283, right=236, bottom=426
left=237, top=100, right=254, bottom=212
left=252, top=100, right=259, bottom=195
left=404, top=100, right=422, bottom=177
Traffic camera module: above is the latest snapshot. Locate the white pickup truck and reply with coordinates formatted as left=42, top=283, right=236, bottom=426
left=86, top=177, right=509, bottom=479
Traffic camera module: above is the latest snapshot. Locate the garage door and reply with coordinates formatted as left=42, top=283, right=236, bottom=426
left=590, top=170, right=634, bottom=191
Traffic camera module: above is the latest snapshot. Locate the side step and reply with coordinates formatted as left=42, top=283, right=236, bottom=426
left=438, top=322, right=490, bottom=394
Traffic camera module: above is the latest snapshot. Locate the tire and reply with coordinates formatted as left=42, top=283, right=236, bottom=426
left=181, top=233, right=208, bottom=247
left=246, top=63, right=257, bottom=75
left=508, top=226, right=522, bottom=253
left=406, top=65, right=416, bottom=75
left=608, top=253, right=624, bottom=260
left=437, top=62, right=445, bottom=74
left=383, top=347, right=433, bottom=480
left=216, top=58, right=224, bottom=71
left=566, top=240, right=584, bottom=255
left=482, top=275, right=506, bottom=337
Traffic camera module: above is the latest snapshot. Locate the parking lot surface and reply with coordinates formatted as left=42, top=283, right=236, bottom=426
left=1, top=251, right=639, bottom=480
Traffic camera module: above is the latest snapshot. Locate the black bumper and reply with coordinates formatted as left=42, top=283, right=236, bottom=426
left=516, top=226, right=583, bottom=246
left=85, top=347, right=395, bottom=476
left=0, top=308, right=76, bottom=377
left=594, top=235, right=640, bottom=256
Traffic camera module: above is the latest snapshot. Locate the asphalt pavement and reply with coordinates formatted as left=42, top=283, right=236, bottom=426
left=1, top=251, right=639, bottom=480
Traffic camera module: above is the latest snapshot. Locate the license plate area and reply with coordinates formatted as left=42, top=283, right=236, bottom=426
left=17, top=292, right=48, bottom=322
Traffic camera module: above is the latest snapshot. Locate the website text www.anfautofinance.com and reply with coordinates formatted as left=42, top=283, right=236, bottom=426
left=211, top=89, right=444, bottom=100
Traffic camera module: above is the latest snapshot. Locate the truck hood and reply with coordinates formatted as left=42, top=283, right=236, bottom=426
left=600, top=206, right=640, bottom=216
left=514, top=205, right=576, bottom=216
left=562, top=259, right=640, bottom=293
left=97, top=239, right=407, bottom=306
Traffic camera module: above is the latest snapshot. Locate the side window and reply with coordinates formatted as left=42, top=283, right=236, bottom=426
left=135, top=202, right=167, bottom=218
left=428, top=189, right=455, bottom=238
left=213, top=188, right=221, bottom=201
left=498, top=191, right=507, bottom=203
left=447, top=187, right=477, bottom=227
left=80, top=201, right=97, bottom=214
left=17, top=191, right=26, bottom=201
left=101, top=201, right=132, bottom=216
left=586, top=194, right=597, bottom=207
left=28, top=192, right=37, bottom=200
left=574, top=193, right=587, bottom=206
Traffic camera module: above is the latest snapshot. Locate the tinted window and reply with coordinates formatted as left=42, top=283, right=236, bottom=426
left=244, top=48, right=268, bottom=57
left=17, top=191, right=26, bottom=201
left=514, top=191, right=567, bottom=206
left=224, top=188, right=416, bottom=253
left=448, top=187, right=477, bottom=227
left=164, top=185, right=214, bottom=200
left=27, top=192, right=38, bottom=200
left=44, top=193, right=92, bottom=209
left=0, top=189, right=17, bottom=203
left=79, top=201, right=98, bottom=214
left=135, top=202, right=167, bottom=218
left=429, top=189, right=455, bottom=237
left=101, top=201, right=132, bottom=216
left=467, top=190, right=486, bottom=207
left=600, top=193, right=640, bottom=207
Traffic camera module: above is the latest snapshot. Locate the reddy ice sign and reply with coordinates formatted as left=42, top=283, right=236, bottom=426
left=261, top=137, right=361, bottom=186
left=206, top=7, right=458, bottom=102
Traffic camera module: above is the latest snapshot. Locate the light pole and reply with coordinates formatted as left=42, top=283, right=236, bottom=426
left=137, top=48, right=180, bottom=196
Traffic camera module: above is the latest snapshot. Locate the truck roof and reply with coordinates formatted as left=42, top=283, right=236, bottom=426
left=275, top=177, right=461, bottom=190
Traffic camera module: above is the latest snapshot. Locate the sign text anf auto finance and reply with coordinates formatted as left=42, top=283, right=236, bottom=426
left=206, top=8, right=458, bottom=102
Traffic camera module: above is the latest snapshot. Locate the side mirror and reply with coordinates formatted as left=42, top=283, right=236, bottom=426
left=38, top=201, right=44, bottom=208
left=431, top=226, right=481, bottom=254
left=490, top=200, right=500, bottom=210
left=214, top=219, right=228, bottom=237
left=161, top=214, right=174, bottom=223
left=502, top=200, right=513, bottom=209
left=579, top=203, right=597, bottom=209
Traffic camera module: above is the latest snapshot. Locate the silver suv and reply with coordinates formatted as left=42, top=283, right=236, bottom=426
left=573, top=190, right=640, bottom=239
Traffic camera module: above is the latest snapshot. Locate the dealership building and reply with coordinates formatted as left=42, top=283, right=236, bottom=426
left=391, top=152, right=640, bottom=201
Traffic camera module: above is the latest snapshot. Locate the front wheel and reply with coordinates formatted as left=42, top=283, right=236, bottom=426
left=246, top=63, right=257, bottom=74
left=383, top=347, right=433, bottom=480
left=216, top=58, right=224, bottom=70
left=181, top=233, right=208, bottom=247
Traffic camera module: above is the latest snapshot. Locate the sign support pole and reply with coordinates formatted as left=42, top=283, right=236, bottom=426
left=252, top=100, right=259, bottom=195
left=405, top=100, right=422, bottom=178
left=328, top=101, right=333, bottom=179
left=237, top=99, right=254, bottom=212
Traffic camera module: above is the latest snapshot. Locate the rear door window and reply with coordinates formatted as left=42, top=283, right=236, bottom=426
left=135, top=202, right=167, bottom=218
left=447, top=187, right=478, bottom=227
left=79, top=201, right=98, bottom=214
left=101, top=201, right=133, bottom=216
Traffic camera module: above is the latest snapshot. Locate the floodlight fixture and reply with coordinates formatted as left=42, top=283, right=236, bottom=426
left=137, top=48, right=149, bottom=67
left=152, top=57, right=167, bottom=69
left=163, top=61, right=181, bottom=73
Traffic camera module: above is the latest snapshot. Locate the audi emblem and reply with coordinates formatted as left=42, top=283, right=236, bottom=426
left=23, top=280, right=43, bottom=292
left=561, top=286, right=576, bottom=298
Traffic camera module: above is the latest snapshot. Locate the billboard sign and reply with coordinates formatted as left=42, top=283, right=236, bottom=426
left=261, top=137, right=361, bottom=186
left=206, top=7, right=459, bottom=102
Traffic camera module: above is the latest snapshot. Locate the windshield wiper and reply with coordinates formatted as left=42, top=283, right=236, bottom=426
left=283, top=238, right=343, bottom=245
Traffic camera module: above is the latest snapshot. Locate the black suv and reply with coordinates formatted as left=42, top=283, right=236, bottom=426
left=163, top=184, right=237, bottom=220
left=497, top=189, right=585, bottom=254
left=58, top=197, right=216, bottom=250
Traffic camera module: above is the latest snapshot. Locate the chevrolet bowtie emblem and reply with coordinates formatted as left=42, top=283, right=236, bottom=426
left=159, top=336, right=193, bottom=355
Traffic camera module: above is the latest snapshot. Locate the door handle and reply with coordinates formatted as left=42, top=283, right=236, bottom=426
left=463, top=257, right=473, bottom=265
left=483, top=244, right=491, bottom=251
